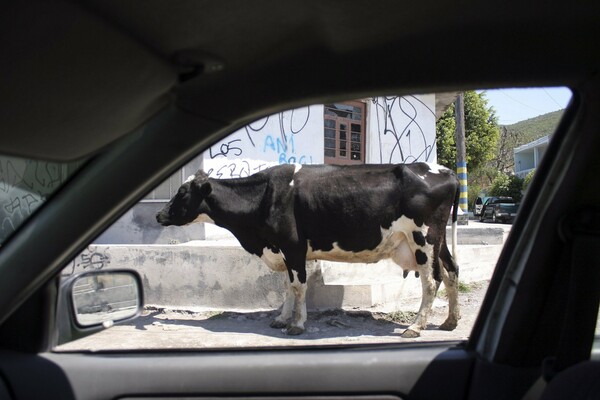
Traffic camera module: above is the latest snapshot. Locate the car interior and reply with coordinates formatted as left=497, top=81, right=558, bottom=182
left=1, top=1, right=599, bottom=399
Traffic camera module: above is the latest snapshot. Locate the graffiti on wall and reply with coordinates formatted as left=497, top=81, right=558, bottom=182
left=203, top=95, right=437, bottom=180
left=243, top=107, right=312, bottom=148
left=205, top=106, right=316, bottom=179
left=64, top=245, right=111, bottom=275
left=0, top=158, right=65, bottom=243
left=206, top=160, right=270, bottom=179
left=372, top=96, right=437, bottom=164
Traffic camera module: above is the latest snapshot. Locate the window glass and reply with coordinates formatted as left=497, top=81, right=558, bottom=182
left=324, top=101, right=365, bottom=165
left=56, top=87, right=572, bottom=351
left=0, top=155, right=83, bottom=245
left=594, top=311, right=600, bottom=359
left=591, top=312, right=600, bottom=361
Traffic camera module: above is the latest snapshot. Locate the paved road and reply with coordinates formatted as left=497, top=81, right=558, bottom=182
left=57, top=281, right=491, bottom=351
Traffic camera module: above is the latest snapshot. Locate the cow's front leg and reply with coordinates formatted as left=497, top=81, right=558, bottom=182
left=271, top=247, right=308, bottom=335
left=270, top=272, right=294, bottom=329
left=286, top=273, right=307, bottom=335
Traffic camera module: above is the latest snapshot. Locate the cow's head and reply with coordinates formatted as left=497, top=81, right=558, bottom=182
left=156, top=170, right=212, bottom=226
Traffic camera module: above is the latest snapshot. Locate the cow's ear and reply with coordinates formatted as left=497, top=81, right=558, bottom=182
left=195, top=169, right=209, bottom=180
left=192, top=179, right=212, bottom=197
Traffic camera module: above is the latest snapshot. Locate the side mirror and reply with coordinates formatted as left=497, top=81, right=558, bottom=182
left=56, top=269, right=143, bottom=346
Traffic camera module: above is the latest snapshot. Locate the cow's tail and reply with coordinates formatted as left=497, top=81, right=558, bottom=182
left=451, top=182, right=460, bottom=263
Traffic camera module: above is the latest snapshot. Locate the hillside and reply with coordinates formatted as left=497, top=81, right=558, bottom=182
left=502, top=109, right=564, bottom=145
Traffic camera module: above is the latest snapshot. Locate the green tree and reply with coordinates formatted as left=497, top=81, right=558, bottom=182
left=523, top=169, right=535, bottom=191
left=436, top=91, right=500, bottom=173
left=489, top=173, right=525, bottom=202
left=468, top=182, right=483, bottom=211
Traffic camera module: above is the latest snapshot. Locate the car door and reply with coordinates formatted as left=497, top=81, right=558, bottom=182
left=1, top=1, right=600, bottom=400
left=1, top=81, right=599, bottom=399
left=480, top=199, right=491, bottom=221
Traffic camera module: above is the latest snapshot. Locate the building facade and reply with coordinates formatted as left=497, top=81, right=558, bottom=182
left=514, top=135, right=550, bottom=178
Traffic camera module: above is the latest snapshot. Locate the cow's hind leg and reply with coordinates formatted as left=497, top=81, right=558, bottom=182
left=272, top=254, right=308, bottom=336
left=286, top=274, right=307, bottom=335
left=439, top=243, right=461, bottom=331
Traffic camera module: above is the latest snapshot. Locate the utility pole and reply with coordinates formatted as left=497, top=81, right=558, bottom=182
left=455, top=93, right=468, bottom=215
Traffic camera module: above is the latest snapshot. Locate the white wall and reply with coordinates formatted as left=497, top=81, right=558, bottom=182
left=202, top=94, right=437, bottom=177
left=367, top=94, right=437, bottom=164
left=202, top=105, right=323, bottom=238
left=203, top=105, right=324, bottom=179
left=201, top=95, right=436, bottom=239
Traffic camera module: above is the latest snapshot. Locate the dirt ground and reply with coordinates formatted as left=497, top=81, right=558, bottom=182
left=56, top=280, right=490, bottom=351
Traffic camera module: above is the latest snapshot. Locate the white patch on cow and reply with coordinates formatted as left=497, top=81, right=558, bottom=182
left=260, top=247, right=287, bottom=272
left=390, top=215, right=429, bottom=236
left=274, top=277, right=294, bottom=325
left=184, top=174, right=195, bottom=183
left=291, top=270, right=300, bottom=283
left=290, top=271, right=307, bottom=330
left=306, top=215, right=429, bottom=272
left=425, top=162, right=450, bottom=174
left=289, top=164, right=303, bottom=187
left=190, top=213, right=215, bottom=225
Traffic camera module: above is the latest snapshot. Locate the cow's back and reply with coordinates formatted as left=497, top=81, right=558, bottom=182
left=291, top=163, right=457, bottom=254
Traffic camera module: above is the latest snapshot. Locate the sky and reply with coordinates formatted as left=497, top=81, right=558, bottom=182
left=479, top=87, right=572, bottom=125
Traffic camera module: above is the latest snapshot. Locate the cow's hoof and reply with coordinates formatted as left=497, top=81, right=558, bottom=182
left=439, top=320, right=458, bottom=331
left=270, top=319, right=287, bottom=329
left=286, top=326, right=305, bottom=336
left=401, top=328, right=420, bottom=338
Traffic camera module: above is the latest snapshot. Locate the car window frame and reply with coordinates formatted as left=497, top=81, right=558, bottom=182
left=0, top=82, right=593, bottom=370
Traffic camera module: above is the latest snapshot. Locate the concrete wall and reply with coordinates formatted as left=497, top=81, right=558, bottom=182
left=66, top=227, right=505, bottom=312
left=95, top=202, right=205, bottom=245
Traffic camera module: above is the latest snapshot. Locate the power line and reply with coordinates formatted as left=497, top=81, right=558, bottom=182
left=543, top=88, right=564, bottom=109
left=499, top=90, right=545, bottom=113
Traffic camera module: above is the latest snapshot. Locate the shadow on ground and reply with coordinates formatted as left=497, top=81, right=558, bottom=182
left=124, top=307, right=432, bottom=340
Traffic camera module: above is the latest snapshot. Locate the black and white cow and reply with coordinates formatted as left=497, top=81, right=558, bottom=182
left=156, top=163, right=460, bottom=338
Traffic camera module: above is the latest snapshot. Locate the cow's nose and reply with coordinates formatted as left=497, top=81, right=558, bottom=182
left=156, top=212, right=166, bottom=225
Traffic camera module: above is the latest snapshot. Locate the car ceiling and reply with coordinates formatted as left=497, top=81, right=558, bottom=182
left=1, top=0, right=599, bottom=161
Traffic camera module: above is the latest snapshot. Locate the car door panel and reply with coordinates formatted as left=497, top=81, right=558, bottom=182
left=0, top=346, right=474, bottom=400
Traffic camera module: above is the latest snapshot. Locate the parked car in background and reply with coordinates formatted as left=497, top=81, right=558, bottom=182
left=480, top=196, right=519, bottom=223
left=473, top=196, right=487, bottom=217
